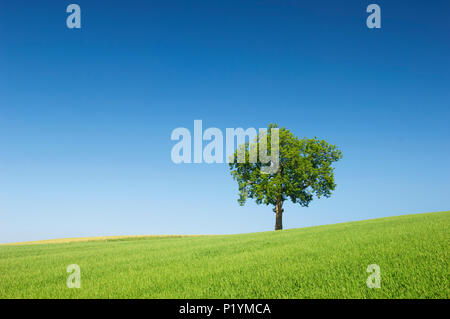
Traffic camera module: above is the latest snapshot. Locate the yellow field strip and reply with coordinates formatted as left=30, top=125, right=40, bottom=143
left=0, top=234, right=214, bottom=246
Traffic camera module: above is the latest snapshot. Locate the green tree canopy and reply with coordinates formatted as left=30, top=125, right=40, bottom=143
left=229, top=124, right=343, bottom=230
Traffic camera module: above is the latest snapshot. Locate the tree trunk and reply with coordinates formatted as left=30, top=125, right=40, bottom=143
left=275, top=199, right=283, bottom=230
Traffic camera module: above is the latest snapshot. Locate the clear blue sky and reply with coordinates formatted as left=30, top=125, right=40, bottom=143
left=0, top=0, right=449, bottom=243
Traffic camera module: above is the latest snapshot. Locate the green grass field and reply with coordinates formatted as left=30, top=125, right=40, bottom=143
left=0, top=212, right=448, bottom=299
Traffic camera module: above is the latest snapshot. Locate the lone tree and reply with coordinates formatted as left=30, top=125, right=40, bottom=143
left=229, top=124, right=342, bottom=230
